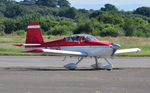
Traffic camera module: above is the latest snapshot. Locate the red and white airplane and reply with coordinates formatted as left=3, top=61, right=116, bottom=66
left=13, top=22, right=141, bottom=70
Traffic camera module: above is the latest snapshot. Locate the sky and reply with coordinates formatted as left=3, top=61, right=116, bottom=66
left=16, top=0, right=150, bottom=11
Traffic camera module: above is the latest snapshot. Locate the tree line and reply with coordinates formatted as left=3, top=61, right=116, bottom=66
left=0, top=0, right=150, bottom=37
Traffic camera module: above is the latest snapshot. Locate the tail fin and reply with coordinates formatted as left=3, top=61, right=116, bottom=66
left=26, top=22, right=44, bottom=44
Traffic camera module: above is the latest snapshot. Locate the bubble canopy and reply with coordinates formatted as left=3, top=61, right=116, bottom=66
left=66, top=34, right=98, bottom=42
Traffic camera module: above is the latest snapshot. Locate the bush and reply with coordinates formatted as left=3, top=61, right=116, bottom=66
left=3, top=19, right=17, bottom=34
left=12, top=30, right=25, bottom=36
left=100, top=26, right=120, bottom=37
left=0, top=22, right=5, bottom=36
left=47, top=25, right=73, bottom=35
left=0, top=31, right=5, bottom=36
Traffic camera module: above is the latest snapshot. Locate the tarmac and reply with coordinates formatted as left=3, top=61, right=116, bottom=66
left=0, top=56, right=150, bottom=68
left=0, top=56, right=150, bottom=93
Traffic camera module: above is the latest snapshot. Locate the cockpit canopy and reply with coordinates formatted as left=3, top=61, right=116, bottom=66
left=66, top=34, right=98, bottom=42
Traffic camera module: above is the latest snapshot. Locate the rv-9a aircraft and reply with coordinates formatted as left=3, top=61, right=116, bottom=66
left=13, top=22, right=141, bottom=70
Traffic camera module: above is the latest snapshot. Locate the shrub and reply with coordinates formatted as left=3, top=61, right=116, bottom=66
left=12, top=30, right=25, bottom=36
left=48, top=25, right=73, bottom=35
left=100, top=26, right=120, bottom=37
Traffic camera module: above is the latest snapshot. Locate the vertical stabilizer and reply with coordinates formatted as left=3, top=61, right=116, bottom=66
left=26, top=22, right=44, bottom=44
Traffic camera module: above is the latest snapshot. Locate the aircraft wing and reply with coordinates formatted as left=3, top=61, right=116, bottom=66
left=115, top=48, right=141, bottom=54
left=23, top=48, right=88, bottom=56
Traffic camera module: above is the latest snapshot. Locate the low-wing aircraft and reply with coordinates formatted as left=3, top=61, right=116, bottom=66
left=13, top=22, right=141, bottom=70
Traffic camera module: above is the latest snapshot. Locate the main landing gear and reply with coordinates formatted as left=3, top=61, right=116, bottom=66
left=64, top=57, right=84, bottom=70
left=64, top=56, right=113, bottom=70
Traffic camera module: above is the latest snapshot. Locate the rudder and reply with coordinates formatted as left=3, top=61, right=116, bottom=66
left=26, top=22, right=44, bottom=44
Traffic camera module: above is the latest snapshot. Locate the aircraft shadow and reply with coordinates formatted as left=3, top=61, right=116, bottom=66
left=2, top=67, right=122, bottom=71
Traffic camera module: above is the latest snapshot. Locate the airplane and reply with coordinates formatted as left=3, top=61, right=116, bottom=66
left=13, top=22, right=141, bottom=70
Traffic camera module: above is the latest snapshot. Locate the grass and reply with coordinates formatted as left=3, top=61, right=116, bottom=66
left=0, top=35, right=150, bottom=56
left=0, top=44, right=40, bottom=56
left=117, top=46, right=150, bottom=57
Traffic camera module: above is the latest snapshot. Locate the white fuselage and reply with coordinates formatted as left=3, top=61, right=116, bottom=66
left=60, top=46, right=113, bottom=57
left=25, top=45, right=113, bottom=58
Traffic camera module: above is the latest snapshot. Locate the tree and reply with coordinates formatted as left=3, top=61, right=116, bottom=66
left=89, top=10, right=103, bottom=18
left=37, top=0, right=70, bottom=8
left=100, top=25, right=120, bottom=37
left=58, top=7, right=77, bottom=19
left=23, top=0, right=30, bottom=2
left=123, top=18, right=136, bottom=36
left=17, top=14, right=42, bottom=30
left=23, top=0, right=37, bottom=2
left=3, top=19, right=17, bottom=34
left=141, top=25, right=150, bottom=37
left=97, top=13, right=124, bottom=25
left=58, top=0, right=70, bottom=7
left=0, top=0, right=14, bottom=5
left=48, top=25, right=73, bottom=35
left=47, top=20, right=76, bottom=35
left=39, top=19, right=58, bottom=32
left=64, top=7, right=78, bottom=19
left=101, top=4, right=118, bottom=11
left=133, top=17, right=150, bottom=37
left=36, top=0, right=57, bottom=7
left=74, top=20, right=94, bottom=34
left=4, top=5, right=23, bottom=18
left=0, top=22, right=5, bottom=36
left=134, top=7, right=150, bottom=17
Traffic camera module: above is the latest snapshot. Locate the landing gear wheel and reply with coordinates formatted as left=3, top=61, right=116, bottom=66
left=93, top=57, right=113, bottom=71
left=107, top=69, right=112, bottom=71
left=64, top=57, right=84, bottom=70
left=64, top=63, right=77, bottom=70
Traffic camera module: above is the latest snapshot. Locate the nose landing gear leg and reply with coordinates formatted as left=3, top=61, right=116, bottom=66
left=93, top=57, right=113, bottom=71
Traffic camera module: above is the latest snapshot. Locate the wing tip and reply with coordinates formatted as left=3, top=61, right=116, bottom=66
left=134, top=48, right=142, bottom=52
left=138, top=48, right=142, bottom=52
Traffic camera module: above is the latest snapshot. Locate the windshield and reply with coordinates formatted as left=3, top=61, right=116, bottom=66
left=85, top=35, right=98, bottom=41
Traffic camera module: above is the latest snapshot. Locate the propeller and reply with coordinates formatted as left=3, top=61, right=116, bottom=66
left=111, top=43, right=120, bottom=58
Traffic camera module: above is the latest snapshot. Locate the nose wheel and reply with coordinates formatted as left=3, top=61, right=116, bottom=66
left=104, top=58, right=113, bottom=70
left=93, top=57, right=113, bottom=70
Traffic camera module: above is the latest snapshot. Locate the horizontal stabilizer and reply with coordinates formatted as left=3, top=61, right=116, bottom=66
left=23, top=48, right=87, bottom=56
left=115, top=48, right=141, bottom=54
left=13, top=44, right=41, bottom=47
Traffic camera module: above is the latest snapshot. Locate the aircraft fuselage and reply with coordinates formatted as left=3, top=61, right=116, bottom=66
left=25, top=36, right=114, bottom=57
